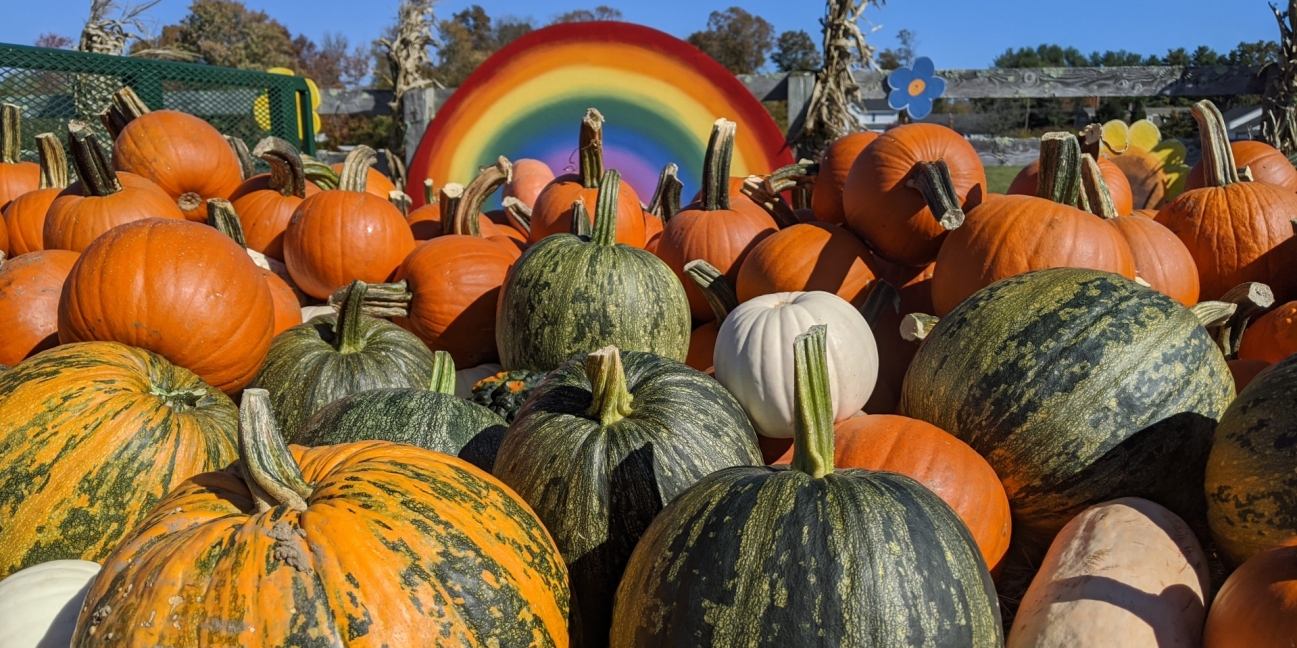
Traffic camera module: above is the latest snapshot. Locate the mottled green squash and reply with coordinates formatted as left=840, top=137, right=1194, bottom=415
left=1206, top=354, right=1297, bottom=566
left=495, top=170, right=690, bottom=372
left=251, top=280, right=436, bottom=437
left=611, top=325, right=1002, bottom=647
left=471, top=369, right=545, bottom=423
left=900, top=268, right=1234, bottom=551
left=291, top=351, right=508, bottom=472
left=493, top=346, right=760, bottom=646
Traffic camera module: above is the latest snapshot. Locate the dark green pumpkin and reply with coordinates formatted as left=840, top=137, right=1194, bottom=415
left=495, top=170, right=690, bottom=372
left=611, top=325, right=1002, bottom=647
left=1206, top=354, right=1297, bottom=566
left=471, top=369, right=545, bottom=423
left=900, top=267, right=1234, bottom=551
left=251, top=280, right=436, bottom=437
left=290, top=351, right=508, bottom=472
left=493, top=345, right=760, bottom=647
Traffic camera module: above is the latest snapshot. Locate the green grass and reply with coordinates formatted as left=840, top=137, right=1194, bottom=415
left=985, top=166, right=1024, bottom=195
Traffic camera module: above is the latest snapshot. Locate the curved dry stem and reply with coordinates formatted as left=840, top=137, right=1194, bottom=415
left=239, top=388, right=313, bottom=512
left=454, top=156, right=512, bottom=236
left=684, top=259, right=739, bottom=323
left=35, top=133, right=68, bottom=189
left=253, top=137, right=308, bottom=198
left=339, top=145, right=378, bottom=193
left=905, top=160, right=965, bottom=230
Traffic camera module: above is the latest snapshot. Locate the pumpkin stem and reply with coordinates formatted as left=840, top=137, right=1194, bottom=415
left=35, top=133, right=68, bottom=190
left=333, top=280, right=371, bottom=354
left=66, top=121, right=122, bottom=197
left=591, top=169, right=622, bottom=247
left=702, top=119, right=737, bottom=211
left=648, top=163, right=682, bottom=221
left=502, top=197, right=532, bottom=235
left=579, top=108, right=605, bottom=189
left=1080, top=123, right=1104, bottom=159
left=207, top=198, right=247, bottom=248
left=300, top=154, right=340, bottom=190
left=429, top=350, right=456, bottom=395
left=741, top=175, right=800, bottom=228
left=571, top=199, right=593, bottom=237
left=1037, top=132, right=1083, bottom=207
left=585, top=345, right=634, bottom=427
left=1208, top=282, right=1276, bottom=358
left=339, top=145, right=377, bottom=193
left=439, top=183, right=464, bottom=232
left=858, top=280, right=900, bottom=328
left=422, top=178, right=435, bottom=205
left=327, top=280, right=411, bottom=319
left=1079, top=154, right=1119, bottom=220
left=790, top=324, right=835, bottom=479
left=226, top=136, right=254, bottom=181
left=149, top=385, right=208, bottom=410
left=99, top=87, right=150, bottom=139
left=1191, top=301, right=1237, bottom=329
left=389, top=190, right=412, bottom=217
left=684, top=259, right=739, bottom=323
left=900, top=313, right=940, bottom=342
left=253, top=137, right=309, bottom=199
left=906, top=160, right=965, bottom=230
left=1193, top=100, right=1240, bottom=188
left=1, top=104, right=21, bottom=165
left=769, top=160, right=818, bottom=210
left=239, top=388, right=313, bottom=513
left=455, top=157, right=512, bottom=237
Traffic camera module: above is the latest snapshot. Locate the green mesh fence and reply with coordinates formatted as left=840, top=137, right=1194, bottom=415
left=0, top=42, right=315, bottom=169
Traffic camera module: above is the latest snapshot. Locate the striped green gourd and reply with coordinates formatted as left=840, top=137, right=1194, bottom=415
left=250, top=280, right=436, bottom=436
left=900, top=267, right=1234, bottom=551
left=493, top=346, right=761, bottom=646
left=290, top=351, right=509, bottom=472
left=495, top=169, right=690, bottom=372
left=611, top=325, right=1002, bottom=647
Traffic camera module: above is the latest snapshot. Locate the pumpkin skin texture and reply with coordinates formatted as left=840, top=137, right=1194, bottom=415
left=1205, top=354, right=1297, bottom=566
left=1237, top=301, right=1297, bottom=364
left=228, top=176, right=321, bottom=262
left=735, top=221, right=879, bottom=305
left=75, top=392, right=570, bottom=648
left=1008, top=157, right=1135, bottom=215
left=1007, top=498, right=1210, bottom=648
left=655, top=200, right=777, bottom=322
left=494, top=347, right=761, bottom=647
left=1202, top=539, right=1297, bottom=648
left=1187, top=140, right=1297, bottom=192
left=843, top=123, right=987, bottom=266
left=1108, top=214, right=1199, bottom=306
left=262, top=269, right=303, bottom=336
left=0, top=163, right=38, bottom=215
left=504, top=158, right=557, bottom=209
left=3, top=187, right=60, bottom=256
left=57, top=218, right=275, bottom=394
left=812, top=131, right=878, bottom=224
left=531, top=178, right=646, bottom=247
left=901, top=268, right=1235, bottom=552
left=43, top=172, right=184, bottom=253
left=0, top=559, right=102, bottom=648
left=774, top=414, right=1012, bottom=576
left=111, top=110, right=242, bottom=221
left=283, top=189, right=416, bottom=300
left=0, top=250, right=78, bottom=366
left=0, top=341, right=237, bottom=577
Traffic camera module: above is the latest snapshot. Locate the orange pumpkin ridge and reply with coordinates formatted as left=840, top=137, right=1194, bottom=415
left=683, top=260, right=738, bottom=371
left=1188, top=139, right=1297, bottom=192
left=229, top=136, right=321, bottom=261
left=406, top=178, right=444, bottom=240
left=813, top=131, right=879, bottom=224
left=1238, top=301, right=1297, bottom=364
left=0, top=249, right=79, bottom=365
left=0, top=103, right=41, bottom=215
left=3, top=133, right=68, bottom=256
left=736, top=221, right=879, bottom=306
left=503, top=158, right=556, bottom=210
left=1202, top=539, right=1297, bottom=648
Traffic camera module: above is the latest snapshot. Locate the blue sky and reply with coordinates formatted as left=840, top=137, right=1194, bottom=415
left=0, top=0, right=1279, bottom=71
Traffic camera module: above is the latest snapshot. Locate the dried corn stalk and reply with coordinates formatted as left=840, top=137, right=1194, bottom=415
left=791, top=0, right=884, bottom=160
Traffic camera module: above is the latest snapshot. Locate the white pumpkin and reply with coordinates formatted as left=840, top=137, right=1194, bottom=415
left=456, top=363, right=503, bottom=399
left=713, top=291, right=877, bottom=438
left=0, top=559, right=101, bottom=648
left=1008, top=497, right=1210, bottom=648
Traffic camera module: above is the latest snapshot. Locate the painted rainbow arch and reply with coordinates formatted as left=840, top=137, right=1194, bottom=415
left=408, top=22, right=794, bottom=207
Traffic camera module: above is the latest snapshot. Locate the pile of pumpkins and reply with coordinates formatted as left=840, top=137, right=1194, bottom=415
left=0, top=84, right=1294, bottom=648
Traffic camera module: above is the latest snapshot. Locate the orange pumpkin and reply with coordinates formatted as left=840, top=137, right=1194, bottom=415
left=0, top=249, right=78, bottom=366
left=0, top=103, right=40, bottom=214
left=407, top=178, right=442, bottom=240
left=453, top=158, right=527, bottom=257
left=843, top=123, right=987, bottom=266
left=1156, top=101, right=1297, bottom=301
left=284, top=146, right=416, bottom=299
left=1008, top=155, right=1135, bottom=215
left=735, top=221, right=878, bottom=306
left=1188, top=139, right=1297, bottom=192
left=263, top=270, right=303, bottom=337
left=2, top=133, right=67, bottom=256
left=106, top=88, right=242, bottom=222
left=813, top=131, right=879, bottom=224
left=775, top=413, right=1012, bottom=575
left=328, top=163, right=396, bottom=198
left=43, top=122, right=184, bottom=253
left=657, top=120, right=778, bottom=321
left=207, top=198, right=305, bottom=339
left=58, top=218, right=275, bottom=394
left=1238, top=301, right=1297, bottom=363
left=529, top=109, right=646, bottom=247
left=228, top=137, right=321, bottom=261
left=683, top=260, right=737, bottom=371
left=1228, top=358, right=1270, bottom=392
left=503, top=157, right=556, bottom=209
left=1202, top=539, right=1297, bottom=648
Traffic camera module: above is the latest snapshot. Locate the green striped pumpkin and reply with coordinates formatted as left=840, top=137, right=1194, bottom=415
left=493, top=346, right=761, bottom=646
left=900, top=268, right=1234, bottom=551
left=1206, top=354, right=1297, bottom=566
left=0, top=341, right=237, bottom=578
left=291, top=351, right=508, bottom=472
left=495, top=170, right=690, bottom=372
left=611, top=325, right=1002, bottom=647
left=251, top=280, right=436, bottom=437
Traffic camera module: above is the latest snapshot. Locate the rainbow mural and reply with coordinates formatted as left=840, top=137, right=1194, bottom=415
left=408, top=22, right=794, bottom=207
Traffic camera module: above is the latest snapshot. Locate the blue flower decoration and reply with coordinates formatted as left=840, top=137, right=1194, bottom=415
left=886, top=57, right=945, bottom=120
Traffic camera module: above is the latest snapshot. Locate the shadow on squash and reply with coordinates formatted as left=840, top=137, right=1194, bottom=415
left=456, top=423, right=507, bottom=474
left=1032, top=578, right=1204, bottom=647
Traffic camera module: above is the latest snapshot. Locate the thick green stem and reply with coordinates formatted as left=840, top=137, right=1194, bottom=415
left=149, top=385, right=209, bottom=410
left=333, top=280, right=370, bottom=354
left=239, top=388, right=313, bottom=513
left=859, top=280, right=899, bottom=328
left=741, top=175, right=800, bottom=228
left=300, top=154, right=340, bottom=190
left=571, top=199, right=592, bottom=237
left=327, top=280, right=411, bottom=319
left=591, top=169, right=622, bottom=246
left=430, top=350, right=456, bottom=395
left=226, top=136, right=254, bottom=181
left=906, top=160, right=965, bottom=230
left=579, top=108, right=605, bottom=189
left=1, top=104, right=21, bottom=164
left=648, top=163, right=682, bottom=221
left=585, top=346, right=633, bottom=426
left=1193, top=100, right=1240, bottom=188
left=455, top=157, right=511, bottom=236
left=35, top=133, right=68, bottom=190
left=253, top=137, right=309, bottom=198
left=339, top=145, right=377, bottom=193
left=207, top=198, right=247, bottom=248
left=901, top=313, right=940, bottom=342
left=1191, top=301, right=1237, bottom=329
left=1079, top=154, right=1119, bottom=220
left=702, top=119, right=736, bottom=211
left=684, top=259, right=739, bottom=323
left=67, top=121, right=121, bottom=197
left=1037, top=132, right=1083, bottom=207
left=790, top=324, right=835, bottom=479
left=502, top=197, right=532, bottom=234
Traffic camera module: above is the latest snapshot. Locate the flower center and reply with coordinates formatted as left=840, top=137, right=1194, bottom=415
left=908, top=79, right=926, bottom=97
